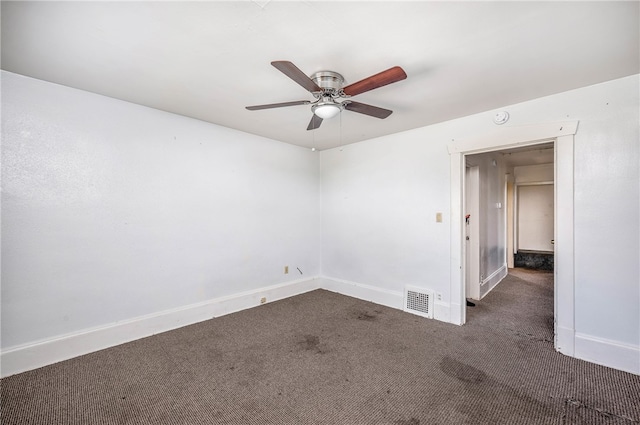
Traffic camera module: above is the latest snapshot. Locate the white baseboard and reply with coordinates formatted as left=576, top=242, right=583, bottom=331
left=319, top=277, right=455, bottom=326
left=319, top=277, right=404, bottom=310
left=480, top=264, right=508, bottom=299
left=6, top=275, right=637, bottom=378
left=434, top=301, right=452, bottom=323
left=1, top=277, right=321, bottom=378
left=449, top=303, right=464, bottom=326
left=574, top=333, right=640, bottom=375
left=556, top=325, right=575, bottom=356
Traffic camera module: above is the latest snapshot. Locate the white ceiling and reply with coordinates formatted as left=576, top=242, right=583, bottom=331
left=2, top=1, right=638, bottom=150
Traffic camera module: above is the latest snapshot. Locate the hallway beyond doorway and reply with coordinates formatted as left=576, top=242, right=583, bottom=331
left=467, top=268, right=554, bottom=341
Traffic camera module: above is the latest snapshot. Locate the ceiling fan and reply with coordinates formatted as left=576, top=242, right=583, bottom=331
left=246, top=61, right=407, bottom=130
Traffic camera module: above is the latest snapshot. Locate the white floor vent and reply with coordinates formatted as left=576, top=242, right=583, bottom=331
left=403, top=286, right=434, bottom=319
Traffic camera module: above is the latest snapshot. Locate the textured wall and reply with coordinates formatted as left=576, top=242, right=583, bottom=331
left=1, top=71, right=321, bottom=349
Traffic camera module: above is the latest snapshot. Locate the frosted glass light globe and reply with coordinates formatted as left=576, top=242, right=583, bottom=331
left=313, top=103, right=341, bottom=119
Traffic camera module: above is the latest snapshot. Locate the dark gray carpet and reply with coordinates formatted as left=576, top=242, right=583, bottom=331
left=2, top=269, right=639, bottom=424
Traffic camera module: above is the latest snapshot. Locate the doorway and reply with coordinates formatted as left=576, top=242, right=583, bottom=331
left=463, top=143, right=555, bottom=305
left=514, top=182, right=555, bottom=270
left=505, top=143, right=555, bottom=271
left=448, top=121, right=578, bottom=357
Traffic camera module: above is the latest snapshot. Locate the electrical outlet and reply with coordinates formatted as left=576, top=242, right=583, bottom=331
left=436, top=212, right=443, bottom=223
left=436, top=292, right=443, bottom=301
left=284, top=266, right=289, bottom=274
left=260, top=297, right=267, bottom=304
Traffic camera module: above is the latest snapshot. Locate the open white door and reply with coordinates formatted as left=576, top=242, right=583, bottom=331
left=465, top=165, right=480, bottom=300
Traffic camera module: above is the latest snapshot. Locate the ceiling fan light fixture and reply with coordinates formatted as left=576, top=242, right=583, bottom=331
left=312, top=102, right=342, bottom=119
left=247, top=61, right=407, bottom=130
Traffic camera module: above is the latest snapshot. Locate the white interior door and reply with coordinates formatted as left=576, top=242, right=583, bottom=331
left=465, top=166, right=480, bottom=300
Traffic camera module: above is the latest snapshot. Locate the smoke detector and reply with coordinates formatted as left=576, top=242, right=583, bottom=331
left=493, top=111, right=510, bottom=125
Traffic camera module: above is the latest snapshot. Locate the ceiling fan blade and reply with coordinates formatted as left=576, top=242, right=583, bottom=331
left=342, top=66, right=407, bottom=96
left=307, top=115, right=323, bottom=130
left=344, top=101, right=393, bottom=119
left=272, top=61, right=322, bottom=93
left=246, top=100, right=311, bottom=110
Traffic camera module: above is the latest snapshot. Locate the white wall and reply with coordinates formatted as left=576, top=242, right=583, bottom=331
left=1, top=72, right=320, bottom=354
left=320, top=132, right=451, bottom=304
left=321, top=74, right=639, bottom=373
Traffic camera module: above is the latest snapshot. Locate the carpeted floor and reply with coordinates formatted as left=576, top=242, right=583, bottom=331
left=2, top=269, right=639, bottom=424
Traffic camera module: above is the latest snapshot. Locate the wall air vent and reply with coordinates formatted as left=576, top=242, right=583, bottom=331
left=403, top=286, right=434, bottom=319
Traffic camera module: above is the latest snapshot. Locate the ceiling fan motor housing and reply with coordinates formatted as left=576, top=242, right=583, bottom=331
left=311, top=71, right=345, bottom=93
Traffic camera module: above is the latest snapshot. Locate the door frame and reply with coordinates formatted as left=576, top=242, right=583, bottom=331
left=448, top=121, right=578, bottom=357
